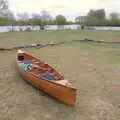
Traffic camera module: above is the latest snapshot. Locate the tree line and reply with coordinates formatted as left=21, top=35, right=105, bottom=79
left=0, top=0, right=120, bottom=26
left=75, top=9, right=120, bottom=26
left=0, top=0, right=69, bottom=26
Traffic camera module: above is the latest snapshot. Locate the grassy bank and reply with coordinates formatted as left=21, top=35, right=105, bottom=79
left=0, top=30, right=120, bottom=120
left=0, top=30, right=120, bottom=48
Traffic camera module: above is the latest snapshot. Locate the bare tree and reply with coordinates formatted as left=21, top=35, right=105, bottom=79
left=109, top=12, right=119, bottom=20
left=32, top=14, right=41, bottom=20
left=31, top=13, right=42, bottom=29
left=75, top=16, right=87, bottom=24
left=41, top=10, right=52, bottom=25
left=0, top=0, right=9, bottom=17
left=17, top=12, right=29, bottom=21
left=88, top=9, right=106, bottom=19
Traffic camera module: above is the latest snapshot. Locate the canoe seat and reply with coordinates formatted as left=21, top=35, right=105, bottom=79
left=55, top=80, right=72, bottom=86
left=23, top=60, right=37, bottom=64
left=36, top=73, right=55, bottom=80
left=23, top=60, right=33, bottom=64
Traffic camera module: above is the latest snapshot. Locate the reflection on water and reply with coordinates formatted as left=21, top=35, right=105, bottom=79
left=0, top=25, right=120, bottom=32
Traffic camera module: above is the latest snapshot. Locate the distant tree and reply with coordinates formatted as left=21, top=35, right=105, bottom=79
left=75, top=16, right=87, bottom=25
left=31, top=14, right=41, bottom=25
left=0, top=0, right=9, bottom=18
left=67, top=21, right=74, bottom=25
left=56, top=15, right=67, bottom=29
left=17, top=12, right=29, bottom=21
left=88, top=9, right=106, bottom=19
left=108, top=12, right=120, bottom=26
left=56, top=15, right=67, bottom=25
left=6, top=11, right=14, bottom=19
left=17, top=12, right=30, bottom=26
left=83, top=9, right=107, bottom=26
left=85, top=17, right=100, bottom=26
left=0, top=0, right=15, bottom=26
left=30, top=13, right=42, bottom=29
left=109, top=12, right=119, bottom=20
left=41, top=10, right=52, bottom=25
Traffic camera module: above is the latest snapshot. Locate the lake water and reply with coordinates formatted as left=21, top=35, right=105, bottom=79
left=0, top=25, right=120, bottom=32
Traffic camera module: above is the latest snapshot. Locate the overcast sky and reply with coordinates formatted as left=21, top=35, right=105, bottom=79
left=9, top=0, right=120, bottom=20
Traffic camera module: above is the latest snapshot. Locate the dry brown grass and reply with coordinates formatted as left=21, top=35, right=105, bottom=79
left=0, top=31, right=120, bottom=120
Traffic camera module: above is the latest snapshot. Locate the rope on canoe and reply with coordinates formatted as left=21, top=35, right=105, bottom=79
left=0, top=39, right=120, bottom=51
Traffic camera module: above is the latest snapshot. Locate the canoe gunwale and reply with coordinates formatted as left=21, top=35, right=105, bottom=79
left=16, top=51, right=77, bottom=106
left=17, top=65, right=76, bottom=91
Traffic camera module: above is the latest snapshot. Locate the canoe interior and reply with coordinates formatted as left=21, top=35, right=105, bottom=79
left=16, top=50, right=77, bottom=106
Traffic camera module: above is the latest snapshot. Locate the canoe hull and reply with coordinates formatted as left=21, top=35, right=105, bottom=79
left=16, top=51, right=76, bottom=106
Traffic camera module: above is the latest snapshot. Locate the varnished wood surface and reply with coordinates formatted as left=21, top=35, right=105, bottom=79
left=16, top=51, right=76, bottom=106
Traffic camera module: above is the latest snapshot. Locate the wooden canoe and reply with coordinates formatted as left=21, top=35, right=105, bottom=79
left=16, top=50, right=76, bottom=106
